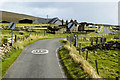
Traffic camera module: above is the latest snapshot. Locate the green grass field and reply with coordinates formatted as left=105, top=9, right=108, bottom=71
left=0, top=23, right=58, bottom=28
left=77, top=33, right=119, bottom=78
left=81, top=50, right=119, bottom=78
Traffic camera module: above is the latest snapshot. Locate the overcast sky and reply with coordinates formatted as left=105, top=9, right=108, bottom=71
left=0, top=1, right=119, bottom=25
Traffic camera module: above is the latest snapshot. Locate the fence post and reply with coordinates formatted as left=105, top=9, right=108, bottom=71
left=90, top=37, right=93, bottom=45
left=95, top=60, right=99, bottom=75
left=86, top=50, right=88, bottom=60
left=74, top=35, right=77, bottom=48
left=100, top=37, right=102, bottom=44
left=15, top=35, right=17, bottom=42
left=116, top=77, right=118, bottom=80
left=44, top=30, right=45, bottom=36
left=104, top=38, right=106, bottom=43
left=79, top=43, right=81, bottom=55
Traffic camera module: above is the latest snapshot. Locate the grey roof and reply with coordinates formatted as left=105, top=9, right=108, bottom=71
left=32, top=18, right=51, bottom=24
left=33, top=17, right=62, bottom=25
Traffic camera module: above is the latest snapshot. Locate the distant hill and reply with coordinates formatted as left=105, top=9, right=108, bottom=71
left=0, top=11, right=43, bottom=23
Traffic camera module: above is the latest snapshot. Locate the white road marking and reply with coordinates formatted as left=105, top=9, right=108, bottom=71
left=56, top=46, right=66, bottom=78
left=31, top=49, right=49, bottom=55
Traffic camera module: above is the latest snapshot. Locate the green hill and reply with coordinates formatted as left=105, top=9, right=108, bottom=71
left=0, top=11, right=42, bottom=23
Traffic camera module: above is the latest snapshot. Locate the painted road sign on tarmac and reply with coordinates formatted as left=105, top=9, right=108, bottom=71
left=8, top=22, right=16, bottom=30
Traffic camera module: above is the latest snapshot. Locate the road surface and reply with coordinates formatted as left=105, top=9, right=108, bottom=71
left=3, top=38, right=66, bottom=78
left=98, top=27, right=113, bottom=35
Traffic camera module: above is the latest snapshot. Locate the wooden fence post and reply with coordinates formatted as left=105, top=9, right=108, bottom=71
left=116, top=77, right=118, bottom=80
left=74, top=35, right=77, bottom=48
left=79, top=43, right=81, bottom=55
left=90, top=37, right=93, bottom=45
left=15, top=35, right=17, bottom=42
left=86, top=50, right=88, bottom=60
left=95, top=60, right=99, bottom=75
left=44, top=30, right=45, bottom=36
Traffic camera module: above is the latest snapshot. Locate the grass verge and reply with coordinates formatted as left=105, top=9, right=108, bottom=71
left=58, top=47, right=90, bottom=79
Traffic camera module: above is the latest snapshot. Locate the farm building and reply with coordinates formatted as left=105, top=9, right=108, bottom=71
left=66, top=20, right=79, bottom=32
left=33, top=17, right=62, bottom=25
left=48, top=17, right=62, bottom=25
left=78, top=22, right=86, bottom=31
left=19, top=19, right=33, bottom=24
left=32, top=18, right=50, bottom=24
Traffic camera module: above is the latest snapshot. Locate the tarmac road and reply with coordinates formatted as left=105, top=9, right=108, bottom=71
left=98, top=27, right=113, bottom=35
left=3, top=38, right=66, bottom=78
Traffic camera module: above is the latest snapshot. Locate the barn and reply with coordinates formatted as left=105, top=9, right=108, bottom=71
left=66, top=20, right=79, bottom=32
left=48, top=17, right=62, bottom=25
left=33, top=17, right=62, bottom=25
left=32, top=18, right=50, bottom=24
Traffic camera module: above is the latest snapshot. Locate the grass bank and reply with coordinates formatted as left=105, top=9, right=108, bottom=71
left=59, top=39, right=100, bottom=78
left=58, top=47, right=90, bottom=79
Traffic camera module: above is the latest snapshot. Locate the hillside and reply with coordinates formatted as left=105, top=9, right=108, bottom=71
left=0, top=11, right=42, bottom=23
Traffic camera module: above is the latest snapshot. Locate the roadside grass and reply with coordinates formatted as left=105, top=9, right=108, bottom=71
left=58, top=48, right=90, bottom=78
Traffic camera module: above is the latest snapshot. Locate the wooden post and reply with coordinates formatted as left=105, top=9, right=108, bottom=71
left=95, top=60, right=99, bottom=75
left=104, top=38, right=106, bottom=43
left=79, top=43, right=81, bottom=55
left=100, top=37, right=102, bottom=44
left=74, top=35, right=77, bottom=48
left=15, top=35, right=17, bottom=42
left=116, top=77, right=118, bottom=80
left=44, top=30, right=45, bottom=36
left=86, top=50, right=88, bottom=60
left=90, top=37, right=93, bottom=45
